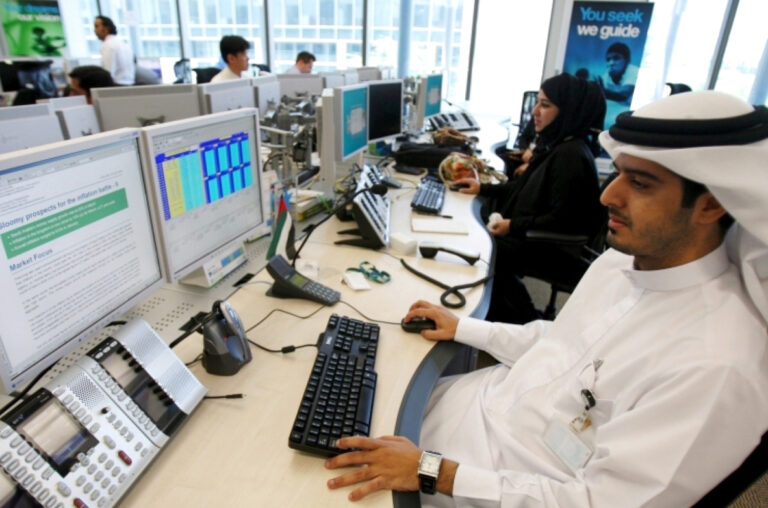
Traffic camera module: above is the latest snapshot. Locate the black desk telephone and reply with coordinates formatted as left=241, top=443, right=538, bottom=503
left=202, top=300, right=252, bottom=375
left=266, top=254, right=341, bottom=305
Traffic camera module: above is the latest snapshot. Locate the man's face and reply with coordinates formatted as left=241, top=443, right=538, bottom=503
left=600, top=154, right=698, bottom=270
left=94, top=19, right=109, bottom=41
left=532, top=90, right=559, bottom=133
left=297, top=59, right=314, bottom=73
left=227, top=51, right=249, bottom=73
left=606, top=52, right=628, bottom=79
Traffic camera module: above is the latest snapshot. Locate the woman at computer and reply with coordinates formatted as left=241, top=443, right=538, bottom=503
left=456, top=73, right=606, bottom=324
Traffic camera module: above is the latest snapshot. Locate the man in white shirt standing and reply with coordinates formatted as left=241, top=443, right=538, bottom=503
left=324, top=90, right=768, bottom=507
left=284, top=51, right=315, bottom=74
left=210, top=35, right=250, bottom=84
left=94, top=16, right=135, bottom=86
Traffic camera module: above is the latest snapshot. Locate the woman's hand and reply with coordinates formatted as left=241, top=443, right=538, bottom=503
left=454, top=177, right=480, bottom=195
left=489, top=218, right=511, bottom=237
left=403, top=300, right=459, bottom=340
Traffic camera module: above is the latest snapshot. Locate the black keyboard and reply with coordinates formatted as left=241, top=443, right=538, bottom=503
left=288, top=314, right=379, bottom=456
left=410, top=176, right=446, bottom=214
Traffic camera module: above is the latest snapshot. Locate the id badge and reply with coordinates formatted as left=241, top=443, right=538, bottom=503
left=543, top=420, right=593, bottom=473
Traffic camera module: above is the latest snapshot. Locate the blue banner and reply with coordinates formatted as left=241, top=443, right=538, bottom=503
left=562, top=1, right=654, bottom=129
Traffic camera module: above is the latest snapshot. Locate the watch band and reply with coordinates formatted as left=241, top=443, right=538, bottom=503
left=418, top=473, right=437, bottom=495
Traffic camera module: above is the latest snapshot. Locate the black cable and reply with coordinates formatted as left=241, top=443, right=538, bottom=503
left=0, top=363, right=55, bottom=417
left=247, top=338, right=317, bottom=354
left=185, top=354, right=203, bottom=367
left=338, top=300, right=401, bottom=326
left=399, top=258, right=494, bottom=309
left=244, top=304, right=325, bottom=333
left=204, top=394, right=244, bottom=400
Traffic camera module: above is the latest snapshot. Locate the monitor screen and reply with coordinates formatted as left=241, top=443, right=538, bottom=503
left=320, top=72, right=345, bottom=90
left=368, top=80, right=403, bottom=143
left=423, top=74, right=443, bottom=118
left=277, top=74, right=324, bottom=98
left=92, top=84, right=201, bottom=130
left=139, top=108, right=266, bottom=283
left=0, top=128, right=164, bottom=393
left=336, top=84, right=368, bottom=160
left=251, top=75, right=281, bottom=118
left=356, top=67, right=382, bottom=82
left=198, top=79, right=256, bottom=114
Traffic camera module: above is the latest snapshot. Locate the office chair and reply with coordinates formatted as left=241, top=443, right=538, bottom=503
left=173, top=58, right=191, bottom=84
left=193, top=67, right=221, bottom=84
left=253, top=63, right=271, bottom=73
left=666, top=82, right=692, bottom=95
left=692, top=430, right=768, bottom=507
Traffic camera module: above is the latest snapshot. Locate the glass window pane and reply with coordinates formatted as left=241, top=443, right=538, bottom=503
left=469, top=1, right=552, bottom=119
left=185, top=0, right=266, bottom=64
left=715, top=0, right=767, bottom=102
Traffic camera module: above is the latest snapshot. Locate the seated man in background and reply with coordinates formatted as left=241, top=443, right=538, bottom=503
left=67, top=66, right=114, bottom=104
left=285, top=51, right=315, bottom=74
left=324, top=90, right=768, bottom=507
left=210, top=35, right=250, bottom=83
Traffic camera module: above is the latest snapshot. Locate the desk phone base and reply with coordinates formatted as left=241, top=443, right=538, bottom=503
left=0, top=320, right=206, bottom=508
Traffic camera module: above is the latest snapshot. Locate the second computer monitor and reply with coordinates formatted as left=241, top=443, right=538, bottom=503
left=139, top=108, right=266, bottom=283
left=56, top=105, right=101, bottom=139
left=335, top=84, right=369, bottom=160
left=423, top=74, right=443, bottom=118
left=367, top=80, right=403, bottom=143
left=92, top=84, right=201, bottom=130
left=277, top=74, right=324, bottom=99
left=198, top=79, right=256, bottom=114
left=251, top=74, right=281, bottom=118
left=0, top=103, right=63, bottom=154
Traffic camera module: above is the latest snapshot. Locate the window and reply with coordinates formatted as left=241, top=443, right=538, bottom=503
left=184, top=0, right=266, bottom=69
left=272, top=0, right=363, bottom=73
left=367, top=0, right=400, bottom=67
left=715, top=0, right=768, bottom=104
left=407, top=0, right=475, bottom=102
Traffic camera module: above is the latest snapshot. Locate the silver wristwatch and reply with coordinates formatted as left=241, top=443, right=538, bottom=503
left=418, top=450, right=443, bottom=495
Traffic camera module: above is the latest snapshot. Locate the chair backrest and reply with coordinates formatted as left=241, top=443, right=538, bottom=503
left=193, top=67, right=221, bottom=84
left=692, top=430, right=768, bottom=506
left=513, top=90, right=538, bottom=149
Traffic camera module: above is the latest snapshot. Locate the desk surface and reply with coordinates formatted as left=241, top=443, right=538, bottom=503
left=122, top=117, right=505, bottom=507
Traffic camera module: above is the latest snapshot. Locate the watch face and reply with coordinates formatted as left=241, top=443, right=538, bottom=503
left=419, top=453, right=441, bottom=475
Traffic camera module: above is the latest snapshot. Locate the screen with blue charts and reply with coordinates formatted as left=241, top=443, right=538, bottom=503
left=153, top=132, right=253, bottom=221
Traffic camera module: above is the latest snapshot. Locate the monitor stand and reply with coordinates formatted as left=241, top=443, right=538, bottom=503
left=180, top=242, right=248, bottom=288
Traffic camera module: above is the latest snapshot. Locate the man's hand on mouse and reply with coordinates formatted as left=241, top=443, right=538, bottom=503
left=453, top=178, right=480, bottom=195
left=403, top=300, right=459, bottom=341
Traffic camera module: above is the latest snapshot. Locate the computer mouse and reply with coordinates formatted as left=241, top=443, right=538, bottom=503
left=449, top=182, right=470, bottom=191
left=401, top=317, right=437, bottom=333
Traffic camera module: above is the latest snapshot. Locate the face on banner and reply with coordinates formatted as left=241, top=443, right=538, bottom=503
left=562, top=1, right=655, bottom=129
left=1, top=0, right=67, bottom=57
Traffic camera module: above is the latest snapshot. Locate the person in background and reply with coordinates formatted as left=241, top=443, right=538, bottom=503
left=93, top=16, right=135, bottom=85
left=324, top=90, right=768, bottom=508
left=455, top=73, right=606, bottom=324
left=596, top=42, right=638, bottom=106
left=285, top=51, right=315, bottom=74
left=210, top=35, right=250, bottom=83
left=67, top=66, right=114, bottom=104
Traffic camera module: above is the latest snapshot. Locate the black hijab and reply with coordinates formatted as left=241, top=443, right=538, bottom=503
left=534, top=73, right=606, bottom=158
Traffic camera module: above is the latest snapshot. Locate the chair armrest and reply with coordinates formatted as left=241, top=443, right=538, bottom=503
left=525, top=230, right=589, bottom=246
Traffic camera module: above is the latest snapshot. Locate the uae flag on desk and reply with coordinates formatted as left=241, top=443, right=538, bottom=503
left=267, top=192, right=297, bottom=261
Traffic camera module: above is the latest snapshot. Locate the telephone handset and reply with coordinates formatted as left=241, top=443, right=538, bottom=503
left=265, top=254, right=340, bottom=305
left=201, top=300, right=252, bottom=375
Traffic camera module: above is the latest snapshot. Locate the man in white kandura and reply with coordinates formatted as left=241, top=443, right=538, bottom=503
left=324, top=90, right=768, bottom=507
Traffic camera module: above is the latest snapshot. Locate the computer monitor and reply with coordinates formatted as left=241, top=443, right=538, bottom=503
left=91, top=84, right=201, bottom=130
left=316, top=84, right=368, bottom=197
left=37, top=95, right=87, bottom=110
left=0, top=103, right=63, bottom=154
left=342, top=71, right=359, bottom=85
left=0, top=128, right=164, bottom=393
left=319, top=72, right=345, bottom=90
left=198, top=79, right=256, bottom=114
left=277, top=74, right=324, bottom=99
left=251, top=75, right=281, bottom=119
left=413, top=73, right=443, bottom=130
left=356, top=67, right=382, bottom=82
left=367, top=80, right=403, bottom=143
left=139, top=108, right=267, bottom=285
left=56, top=105, right=101, bottom=139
